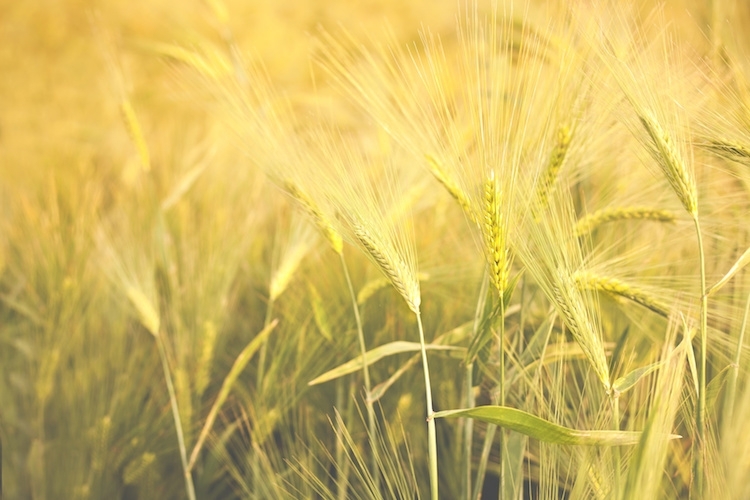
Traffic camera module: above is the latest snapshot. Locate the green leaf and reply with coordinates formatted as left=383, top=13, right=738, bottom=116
left=612, top=361, right=664, bottom=394
left=433, top=406, right=680, bottom=446
left=708, top=246, right=750, bottom=296
left=706, top=364, right=733, bottom=414
left=308, top=341, right=464, bottom=386
left=188, top=318, right=279, bottom=469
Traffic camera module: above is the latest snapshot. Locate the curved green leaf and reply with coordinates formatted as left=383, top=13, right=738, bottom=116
left=308, top=341, right=464, bottom=386
left=433, top=406, right=680, bottom=446
left=612, top=361, right=664, bottom=394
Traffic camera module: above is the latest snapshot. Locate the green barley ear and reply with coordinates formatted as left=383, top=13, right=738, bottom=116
left=283, top=180, right=344, bottom=255
left=636, top=112, right=698, bottom=216
left=425, top=154, right=477, bottom=223
left=483, top=171, right=511, bottom=295
left=574, top=271, right=669, bottom=317
left=536, top=124, right=573, bottom=215
left=351, top=220, right=421, bottom=314
left=575, top=207, right=677, bottom=236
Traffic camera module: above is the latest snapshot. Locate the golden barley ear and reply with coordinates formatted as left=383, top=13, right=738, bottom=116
left=574, top=271, right=669, bottom=317
left=351, top=221, right=421, bottom=314
left=575, top=207, right=677, bottom=236
left=482, top=172, right=511, bottom=295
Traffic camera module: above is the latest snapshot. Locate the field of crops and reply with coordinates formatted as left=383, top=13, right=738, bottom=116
left=2, top=1, right=750, bottom=498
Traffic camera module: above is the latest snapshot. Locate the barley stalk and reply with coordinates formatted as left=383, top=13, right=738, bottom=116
left=574, top=271, right=669, bottom=317
left=575, top=207, right=676, bottom=236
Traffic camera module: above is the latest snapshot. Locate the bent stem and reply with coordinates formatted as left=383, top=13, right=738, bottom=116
left=693, top=215, right=708, bottom=499
left=155, top=333, right=196, bottom=500
left=338, top=251, right=379, bottom=486
left=416, top=310, right=438, bottom=500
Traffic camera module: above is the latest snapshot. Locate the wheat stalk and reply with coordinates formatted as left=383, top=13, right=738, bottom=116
left=575, top=207, right=677, bottom=236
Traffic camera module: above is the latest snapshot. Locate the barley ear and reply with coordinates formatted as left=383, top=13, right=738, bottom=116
left=637, top=112, right=697, bottom=216
left=425, top=155, right=477, bottom=223
left=574, top=271, right=669, bottom=317
left=552, top=270, right=611, bottom=390
left=283, top=181, right=344, bottom=255
left=351, top=222, right=420, bottom=314
left=536, top=124, right=572, bottom=216
left=575, top=207, right=677, bottom=236
left=483, top=172, right=510, bottom=295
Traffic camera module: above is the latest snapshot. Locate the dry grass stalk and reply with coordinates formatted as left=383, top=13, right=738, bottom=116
left=351, top=221, right=421, bottom=314
left=575, top=207, right=677, bottom=236
left=574, top=271, right=669, bottom=316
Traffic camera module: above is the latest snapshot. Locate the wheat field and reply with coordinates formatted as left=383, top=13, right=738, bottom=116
left=2, top=0, right=750, bottom=499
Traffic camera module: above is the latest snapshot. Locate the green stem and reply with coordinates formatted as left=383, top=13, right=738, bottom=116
left=611, top=394, right=622, bottom=499
left=498, top=294, right=506, bottom=500
left=339, top=251, right=378, bottom=488
left=156, top=333, right=196, bottom=500
left=693, top=215, right=708, bottom=499
left=464, top=273, right=489, bottom=500
left=417, top=311, right=439, bottom=500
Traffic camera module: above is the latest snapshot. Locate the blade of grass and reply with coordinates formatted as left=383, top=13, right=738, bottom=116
left=188, top=318, right=279, bottom=470
left=434, top=406, right=680, bottom=446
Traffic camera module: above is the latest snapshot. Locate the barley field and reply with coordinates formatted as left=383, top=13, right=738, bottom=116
left=2, top=1, right=750, bottom=499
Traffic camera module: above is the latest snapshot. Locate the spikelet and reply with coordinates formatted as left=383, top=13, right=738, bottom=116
left=575, top=207, right=677, bottom=236
left=574, top=271, right=669, bottom=317
left=269, top=215, right=318, bottom=301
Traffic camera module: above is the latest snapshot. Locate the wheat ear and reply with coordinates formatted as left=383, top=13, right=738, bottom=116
left=575, top=207, right=677, bottom=236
